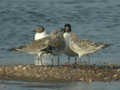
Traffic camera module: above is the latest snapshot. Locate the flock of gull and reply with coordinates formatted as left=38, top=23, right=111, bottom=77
left=10, top=24, right=110, bottom=65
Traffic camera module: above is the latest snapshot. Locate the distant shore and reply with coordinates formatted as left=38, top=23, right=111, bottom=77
left=0, top=64, right=120, bottom=82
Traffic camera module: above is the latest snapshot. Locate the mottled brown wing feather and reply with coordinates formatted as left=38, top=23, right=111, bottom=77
left=49, top=32, right=65, bottom=50
left=72, top=39, right=96, bottom=49
left=25, top=37, right=50, bottom=50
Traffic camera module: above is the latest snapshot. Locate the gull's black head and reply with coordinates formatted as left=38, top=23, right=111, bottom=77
left=64, top=24, right=71, bottom=32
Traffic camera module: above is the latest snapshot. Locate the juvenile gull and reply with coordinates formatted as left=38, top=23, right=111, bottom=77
left=33, top=26, right=49, bottom=65
left=10, top=30, right=65, bottom=65
left=69, top=33, right=111, bottom=64
left=49, top=30, right=65, bottom=65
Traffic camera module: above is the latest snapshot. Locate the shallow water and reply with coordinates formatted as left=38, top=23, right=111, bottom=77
left=0, top=0, right=120, bottom=89
left=0, top=80, right=120, bottom=90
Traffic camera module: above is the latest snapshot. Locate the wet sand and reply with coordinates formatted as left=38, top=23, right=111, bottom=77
left=0, top=64, right=120, bottom=82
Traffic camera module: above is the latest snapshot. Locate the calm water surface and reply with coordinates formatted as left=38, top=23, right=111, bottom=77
left=0, top=0, right=120, bottom=89
left=0, top=81, right=120, bottom=90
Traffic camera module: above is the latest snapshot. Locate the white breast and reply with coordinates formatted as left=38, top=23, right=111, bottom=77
left=63, top=32, right=71, bottom=47
left=34, top=31, right=48, bottom=40
left=63, top=32, right=77, bottom=56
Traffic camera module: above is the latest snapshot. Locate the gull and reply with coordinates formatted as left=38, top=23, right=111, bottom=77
left=33, top=26, right=49, bottom=65
left=10, top=30, right=65, bottom=65
left=63, top=24, right=78, bottom=64
left=48, top=30, right=65, bottom=65
left=63, top=31, right=78, bottom=64
left=69, top=33, right=111, bottom=64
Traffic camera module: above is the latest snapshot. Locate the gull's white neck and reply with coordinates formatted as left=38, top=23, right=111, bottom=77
left=63, top=32, right=71, bottom=47
left=34, top=31, right=48, bottom=40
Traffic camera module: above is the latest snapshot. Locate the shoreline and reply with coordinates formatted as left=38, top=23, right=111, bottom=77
left=0, top=64, right=120, bottom=82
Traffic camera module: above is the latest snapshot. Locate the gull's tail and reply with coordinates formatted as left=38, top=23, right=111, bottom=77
left=9, top=45, right=25, bottom=52
left=95, top=42, right=112, bottom=50
left=103, top=43, right=112, bottom=48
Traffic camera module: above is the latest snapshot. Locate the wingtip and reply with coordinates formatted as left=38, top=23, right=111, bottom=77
left=8, top=45, right=25, bottom=52
left=104, top=43, right=112, bottom=48
left=8, top=48, right=17, bottom=51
